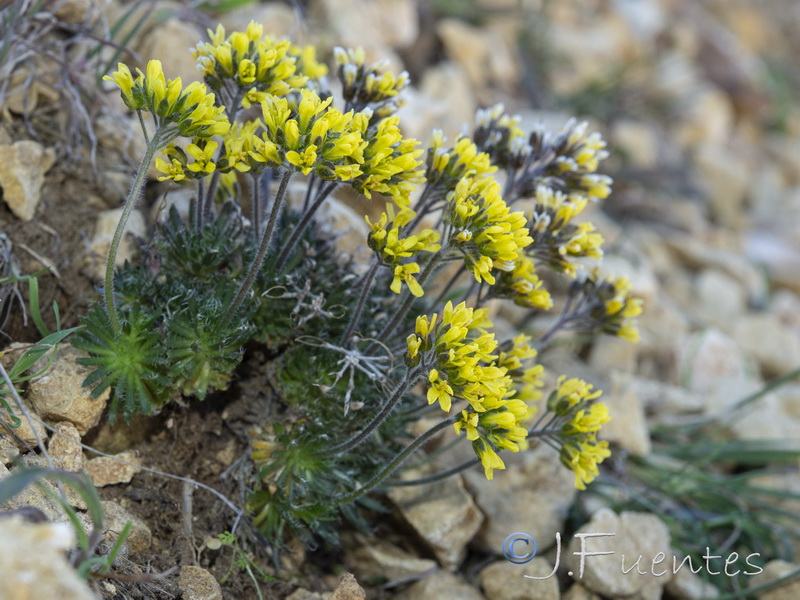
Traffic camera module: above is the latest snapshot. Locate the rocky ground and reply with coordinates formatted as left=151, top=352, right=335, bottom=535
left=1, top=0, right=800, bottom=599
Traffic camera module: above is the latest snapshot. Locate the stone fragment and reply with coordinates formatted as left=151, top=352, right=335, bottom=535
left=54, top=0, right=97, bottom=24
left=600, top=372, right=651, bottom=456
left=438, top=18, right=517, bottom=90
left=87, top=208, right=147, bottom=281
left=221, top=3, right=296, bottom=39
left=666, top=559, right=720, bottom=599
left=142, top=19, right=204, bottom=85
left=348, top=536, right=436, bottom=585
left=588, top=336, right=639, bottom=375
left=85, top=450, right=141, bottom=487
left=694, top=142, right=751, bottom=229
left=612, top=120, right=659, bottom=168
left=179, top=565, right=223, bottom=600
left=101, top=500, right=152, bottom=554
left=390, top=471, right=483, bottom=569
left=0, top=461, right=71, bottom=520
left=479, top=559, right=560, bottom=600
left=328, top=572, right=366, bottom=600
left=674, top=329, right=752, bottom=394
left=749, top=560, right=800, bottom=600
left=732, top=314, right=800, bottom=378
left=0, top=141, right=56, bottom=221
left=47, top=422, right=83, bottom=472
left=464, top=444, right=576, bottom=555
left=694, top=269, right=747, bottom=328
left=0, top=434, right=19, bottom=465
left=565, top=509, right=672, bottom=598
left=27, top=345, right=109, bottom=435
left=562, top=583, right=603, bottom=600
left=286, top=590, right=323, bottom=600
left=394, top=571, right=486, bottom=600
left=0, top=516, right=95, bottom=600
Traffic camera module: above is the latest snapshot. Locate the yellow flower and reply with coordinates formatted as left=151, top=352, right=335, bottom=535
left=406, top=334, right=421, bottom=360
left=454, top=410, right=479, bottom=440
left=390, top=263, right=424, bottom=297
left=103, top=63, right=142, bottom=110
left=475, top=442, right=505, bottom=480
left=427, top=369, right=454, bottom=412
left=561, top=440, right=611, bottom=490
left=155, top=157, right=186, bottom=182
left=187, top=141, right=218, bottom=174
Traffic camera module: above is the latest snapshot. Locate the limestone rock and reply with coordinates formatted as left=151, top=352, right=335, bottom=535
left=732, top=314, right=800, bottom=378
left=27, top=345, right=109, bottom=435
left=286, top=590, right=324, bottom=600
left=390, top=471, right=483, bottom=570
left=394, top=571, right=486, bottom=600
left=600, top=372, right=651, bottom=456
left=588, top=336, right=639, bottom=375
left=562, top=583, right=603, bottom=600
left=0, top=516, right=95, bottom=600
left=221, top=3, right=296, bottom=39
left=142, top=19, right=204, bottom=85
left=674, top=329, right=752, bottom=394
left=54, top=0, right=97, bottom=24
left=0, top=435, right=19, bottom=465
left=328, top=572, right=366, bottom=600
left=438, top=18, right=517, bottom=91
left=179, top=565, right=223, bottom=600
left=87, top=207, right=147, bottom=281
left=694, top=142, right=751, bottom=229
left=0, top=461, right=72, bottom=521
left=630, top=377, right=703, bottom=416
left=102, top=500, right=151, bottom=554
left=749, top=560, right=800, bottom=600
left=47, top=422, right=84, bottom=472
left=348, top=536, right=436, bottom=585
left=0, top=141, right=56, bottom=221
left=464, top=444, right=576, bottom=555
left=612, top=120, right=659, bottom=169
left=85, top=450, right=141, bottom=487
left=694, top=269, right=747, bottom=328
left=479, top=559, right=560, bottom=600
left=666, top=559, right=720, bottom=599
left=565, top=509, right=673, bottom=598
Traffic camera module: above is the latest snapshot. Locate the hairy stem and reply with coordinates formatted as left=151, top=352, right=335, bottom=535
left=326, top=367, right=422, bottom=455
left=370, top=250, right=445, bottom=349
left=220, top=169, right=293, bottom=328
left=104, top=132, right=166, bottom=334
left=250, top=172, right=262, bottom=239
left=388, top=456, right=480, bottom=487
left=339, top=258, right=381, bottom=345
left=334, top=417, right=455, bottom=506
left=274, top=180, right=337, bottom=272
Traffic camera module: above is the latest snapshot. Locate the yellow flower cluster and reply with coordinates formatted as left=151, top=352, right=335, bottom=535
left=406, top=302, right=541, bottom=479
left=191, top=22, right=308, bottom=107
left=349, top=115, right=425, bottom=205
left=549, top=375, right=611, bottom=490
left=527, top=186, right=605, bottom=277
left=249, top=90, right=366, bottom=180
left=104, top=60, right=229, bottom=137
left=494, top=255, right=553, bottom=310
left=365, top=204, right=440, bottom=297
left=446, top=177, right=533, bottom=284
left=589, top=274, right=644, bottom=343
left=334, top=47, right=410, bottom=116
left=425, top=132, right=496, bottom=191
left=472, top=103, right=529, bottom=170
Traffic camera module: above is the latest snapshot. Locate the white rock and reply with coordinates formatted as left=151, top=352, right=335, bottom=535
left=694, top=269, right=747, bottom=328
left=732, top=314, right=800, bottom=377
left=437, top=19, right=517, bottom=91
left=47, top=422, right=84, bottom=472
left=394, top=571, right=486, bottom=600
left=749, top=560, right=800, bottom=600
left=464, top=444, right=576, bottom=555
left=665, top=553, right=720, bottom=599
left=0, top=435, right=19, bottom=465
left=87, top=208, right=147, bottom=281
left=612, top=120, right=659, bottom=169
left=221, top=3, right=297, bottom=39
left=694, top=142, right=751, bottom=229
left=102, top=500, right=152, bottom=554
left=27, top=345, right=110, bottom=435
left=676, top=85, right=735, bottom=148
left=630, top=377, right=703, bottom=416
left=674, top=329, right=753, bottom=393
left=479, top=559, right=560, bottom=600
left=85, top=450, right=142, bottom=487
left=0, top=516, right=95, bottom=600
left=389, top=471, right=483, bottom=570
left=348, top=536, right=436, bottom=585
left=600, top=372, right=651, bottom=456
left=141, top=19, right=204, bottom=85
left=0, top=141, right=56, bottom=221
left=565, top=509, right=673, bottom=598
left=589, top=336, right=639, bottom=375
